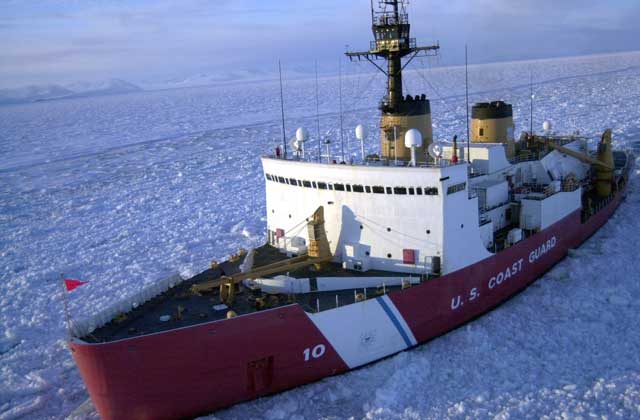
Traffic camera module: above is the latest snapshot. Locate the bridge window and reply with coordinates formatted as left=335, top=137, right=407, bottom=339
left=317, top=182, right=327, bottom=190
left=302, top=180, right=311, bottom=188
left=393, top=187, right=407, bottom=195
left=277, top=176, right=285, bottom=183
left=416, top=187, right=423, bottom=195
left=334, top=183, right=345, bottom=191
left=265, top=174, right=273, bottom=181
left=365, top=186, right=371, bottom=193
left=346, top=185, right=352, bottom=192
left=312, top=181, right=317, bottom=188
left=424, top=187, right=438, bottom=195
left=289, top=178, right=298, bottom=185
left=372, top=186, right=384, bottom=194
left=446, top=182, right=466, bottom=195
left=352, top=185, right=364, bottom=193
left=386, top=187, right=392, bottom=194
left=408, top=187, right=415, bottom=195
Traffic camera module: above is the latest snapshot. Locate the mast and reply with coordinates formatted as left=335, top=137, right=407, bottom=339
left=346, top=0, right=439, bottom=163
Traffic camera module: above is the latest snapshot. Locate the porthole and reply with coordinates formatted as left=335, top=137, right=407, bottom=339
left=289, top=214, right=292, bottom=218
left=461, top=224, right=464, bottom=228
left=365, top=251, right=370, bottom=256
left=360, top=225, right=363, bottom=230
left=426, top=229, right=431, bottom=234
left=386, top=227, right=391, bottom=232
left=387, top=253, right=392, bottom=258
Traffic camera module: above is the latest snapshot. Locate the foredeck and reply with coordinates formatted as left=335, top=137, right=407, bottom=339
left=82, top=244, right=418, bottom=343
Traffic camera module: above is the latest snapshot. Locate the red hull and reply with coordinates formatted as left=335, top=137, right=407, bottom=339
left=70, top=189, right=627, bottom=419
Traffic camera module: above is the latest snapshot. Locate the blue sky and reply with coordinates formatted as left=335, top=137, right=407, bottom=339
left=1, top=0, right=638, bottom=87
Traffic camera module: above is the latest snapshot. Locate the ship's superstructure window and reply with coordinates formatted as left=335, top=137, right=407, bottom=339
left=447, top=182, right=466, bottom=195
left=264, top=174, right=439, bottom=196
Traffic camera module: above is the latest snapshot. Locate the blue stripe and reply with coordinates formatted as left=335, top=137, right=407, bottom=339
left=376, top=297, right=413, bottom=348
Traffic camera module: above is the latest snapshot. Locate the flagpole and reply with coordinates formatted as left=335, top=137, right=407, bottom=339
left=60, top=274, right=72, bottom=338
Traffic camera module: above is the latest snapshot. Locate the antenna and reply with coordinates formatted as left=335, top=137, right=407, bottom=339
left=465, top=45, right=470, bottom=163
left=278, top=60, right=287, bottom=159
left=339, top=57, right=345, bottom=162
left=529, top=71, right=534, bottom=135
left=315, top=60, right=321, bottom=162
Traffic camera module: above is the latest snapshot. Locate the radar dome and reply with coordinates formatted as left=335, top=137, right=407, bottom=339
left=404, top=128, right=423, bottom=148
left=355, top=124, right=367, bottom=140
left=543, top=121, right=552, bottom=132
left=296, top=127, right=309, bottom=142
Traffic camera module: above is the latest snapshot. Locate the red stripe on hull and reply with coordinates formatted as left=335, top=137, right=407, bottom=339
left=71, top=305, right=349, bottom=419
left=70, top=189, right=627, bottom=419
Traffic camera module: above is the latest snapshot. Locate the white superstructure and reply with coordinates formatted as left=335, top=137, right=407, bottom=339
left=262, top=137, right=588, bottom=277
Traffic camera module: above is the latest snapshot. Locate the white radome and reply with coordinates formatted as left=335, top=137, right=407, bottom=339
left=355, top=124, right=367, bottom=141
left=428, top=142, right=443, bottom=159
left=404, top=128, right=423, bottom=148
left=296, top=127, right=309, bottom=142
left=543, top=121, right=552, bottom=132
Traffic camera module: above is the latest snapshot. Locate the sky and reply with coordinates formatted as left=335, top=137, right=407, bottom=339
left=0, top=0, right=639, bottom=88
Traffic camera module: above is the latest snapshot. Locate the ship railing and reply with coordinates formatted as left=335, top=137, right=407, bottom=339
left=70, top=273, right=184, bottom=338
left=373, top=13, right=409, bottom=26
left=478, top=199, right=511, bottom=215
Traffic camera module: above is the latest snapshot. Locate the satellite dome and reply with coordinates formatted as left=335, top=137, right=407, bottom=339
left=355, top=124, right=367, bottom=140
left=404, top=128, right=423, bottom=148
left=543, top=121, right=552, bottom=132
left=296, top=127, right=309, bottom=142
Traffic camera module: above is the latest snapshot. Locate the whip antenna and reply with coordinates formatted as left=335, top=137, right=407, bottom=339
left=529, top=71, right=534, bottom=135
left=278, top=60, right=287, bottom=159
left=465, top=45, right=470, bottom=163
left=315, top=60, right=321, bottom=162
left=339, top=57, right=345, bottom=162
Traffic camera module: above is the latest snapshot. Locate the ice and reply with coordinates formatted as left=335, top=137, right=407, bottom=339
left=1, top=52, right=640, bottom=419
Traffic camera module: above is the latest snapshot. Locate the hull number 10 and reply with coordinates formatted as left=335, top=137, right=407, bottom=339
left=303, top=344, right=326, bottom=361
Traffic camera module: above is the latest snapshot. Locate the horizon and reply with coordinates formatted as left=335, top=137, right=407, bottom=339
left=1, top=0, right=639, bottom=89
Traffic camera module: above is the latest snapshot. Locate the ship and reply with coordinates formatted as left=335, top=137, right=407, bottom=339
left=69, top=1, right=633, bottom=419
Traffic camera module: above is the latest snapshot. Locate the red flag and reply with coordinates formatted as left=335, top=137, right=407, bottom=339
left=64, top=279, right=88, bottom=291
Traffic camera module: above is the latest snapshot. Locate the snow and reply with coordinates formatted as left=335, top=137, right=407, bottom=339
left=1, top=52, right=640, bottom=419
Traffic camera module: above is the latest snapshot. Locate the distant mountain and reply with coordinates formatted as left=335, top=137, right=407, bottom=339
left=63, top=79, right=143, bottom=99
left=0, top=79, right=143, bottom=105
left=145, top=68, right=316, bottom=90
left=0, top=85, right=75, bottom=105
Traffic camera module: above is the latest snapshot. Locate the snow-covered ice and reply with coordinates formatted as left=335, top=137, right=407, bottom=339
left=1, top=52, right=640, bottom=419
